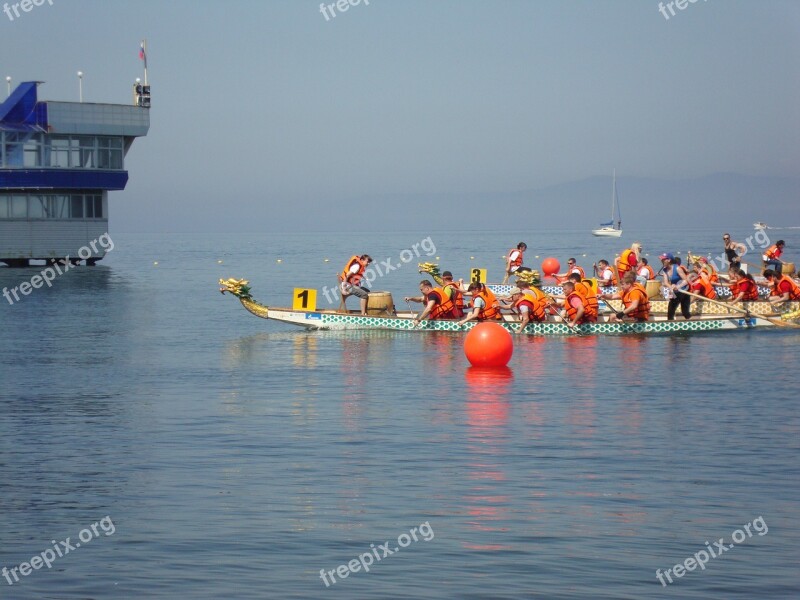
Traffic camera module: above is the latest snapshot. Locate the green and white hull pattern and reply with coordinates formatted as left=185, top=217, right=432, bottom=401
left=219, top=279, right=776, bottom=337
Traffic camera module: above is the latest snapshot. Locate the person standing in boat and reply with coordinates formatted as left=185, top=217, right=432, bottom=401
left=660, top=253, right=692, bottom=320
left=762, top=240, right=786, bottom=273
left=405, top=280, right=457, bottom=324
left=616, top=242, right=642, bottom=283
left=501, top=242, right=529, bottom=284
left=457, top=283, right=502, bottom=326
left=764, top=269, right=800, bottom=305
left=339, top=254, right=373, bottom=315
left=723, top=233, right=747, bottom=269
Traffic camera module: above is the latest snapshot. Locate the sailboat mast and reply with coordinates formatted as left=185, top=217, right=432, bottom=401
left=611, top=169, right=616, bottom=221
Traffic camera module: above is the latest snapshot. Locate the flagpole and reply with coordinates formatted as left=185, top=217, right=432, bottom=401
left=142, top=39, right=148, bottom=86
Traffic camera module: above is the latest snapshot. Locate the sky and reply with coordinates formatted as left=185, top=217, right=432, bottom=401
left=1, top=0, right=799, bottom=232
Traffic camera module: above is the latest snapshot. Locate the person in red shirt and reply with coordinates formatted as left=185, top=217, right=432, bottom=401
left=764, top=269, right=800, bottom=304
left=762, top=240, right=785, bottom=273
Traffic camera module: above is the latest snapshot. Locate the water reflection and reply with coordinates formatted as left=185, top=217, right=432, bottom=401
left=463, top=367, right=512, bottom=550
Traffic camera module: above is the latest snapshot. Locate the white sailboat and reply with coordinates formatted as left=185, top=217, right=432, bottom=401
left=592, top=169, right=623, bottom=237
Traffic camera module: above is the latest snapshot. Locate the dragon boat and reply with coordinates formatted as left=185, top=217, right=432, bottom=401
left=219, top=278, right=787, bottom=336
left=414, top=263, right=793, bottom=317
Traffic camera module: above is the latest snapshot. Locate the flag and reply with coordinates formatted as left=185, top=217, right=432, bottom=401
left=139, top=42, right=147, bottom=69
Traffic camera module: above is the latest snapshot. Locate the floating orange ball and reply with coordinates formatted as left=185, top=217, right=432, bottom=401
left=541, top=257, right=560, bottom=276
left=463, top=322, right=514, bottom=367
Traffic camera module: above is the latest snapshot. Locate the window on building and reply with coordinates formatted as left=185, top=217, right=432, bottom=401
left=10, top=195, right=27, bottom=218
left=70, top=195, right=84, bottom=218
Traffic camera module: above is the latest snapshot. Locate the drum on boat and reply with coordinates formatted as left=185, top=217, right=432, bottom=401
left=367, top=291, right=395, bottom=316
left=645, top=280, right=662, bottom=299
left=781, top=262, right=795, bottom=276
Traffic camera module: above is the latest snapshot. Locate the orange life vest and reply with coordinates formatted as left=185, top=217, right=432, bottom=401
left=520, top=287, right=547, bottom=321
left=340, top=255, right=368, bottom=286
left=427, top=287, right=456, bottom=319
left=574, top=281, right=599, bottom=320
left=737, top=278, right=759, bottom=301
left=508, top=248, right=524, bottom=269
left=690, top=276, right=717, bottom=300
left=622, top=283, right=650, bottom=320
left=442, top=281, right=465, bottom=317
left=617, top=249, right=636, bottom=278
left=703, top=265, right=719, bottom=283
left=771, top=275, right=800, bottom=301
left=565, top=291, right=592, bottom=324
left=764, top=244, right=782, bottom=260
left=570, top=265, right=586, bottom=279
left=474, top=287, right=501, bottom=320
left=641, top=265, right=656, bottom=280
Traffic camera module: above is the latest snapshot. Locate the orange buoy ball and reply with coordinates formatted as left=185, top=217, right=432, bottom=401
left=541, top=257, right=560, bottom=276
left=464, top=322, right=514, bottom=367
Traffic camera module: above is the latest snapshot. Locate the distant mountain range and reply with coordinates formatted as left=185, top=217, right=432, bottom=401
left=354, top=173, right=800, bottom=232
left=115, top=173, right=800, bottom=232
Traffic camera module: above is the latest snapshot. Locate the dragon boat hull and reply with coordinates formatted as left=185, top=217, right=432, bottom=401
left=225, top=294, right=774, bottom=337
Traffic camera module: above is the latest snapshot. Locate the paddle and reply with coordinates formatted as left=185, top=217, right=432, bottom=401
left=681, top=290, right=800, bottom=329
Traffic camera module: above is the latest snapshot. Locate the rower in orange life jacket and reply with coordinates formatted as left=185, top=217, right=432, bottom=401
left=555, top=258, right=586, bottom=282
left=594, top=260, right=617, bottom=288
left=440, top=270, right=465, bottom=318
left=764, top=269, right=800, bottom=303
left=637, top=258, right=656, bottom=281
left=561, top=280, right=595, bottom=327
left=568, top=273, right=598, bottom=320
left=689, top=264, right=717, bottom=300
left=339, top=254, right=373, bottom=315
left=516, top=281, right=548, bottom=321
left=507, top=287, right=537, bottom=333
left=616, top=243, right=642, bottom=282
left=729, top=268, right=759, bottom=302
left=457, top=283, right=501, bottom=326
left=404, top=279, right=457, bottom=324
left=599, top=272, right=651, bottom=321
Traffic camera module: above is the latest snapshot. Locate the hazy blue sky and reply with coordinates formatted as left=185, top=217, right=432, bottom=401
left=1, top=0, right=798, bottom=231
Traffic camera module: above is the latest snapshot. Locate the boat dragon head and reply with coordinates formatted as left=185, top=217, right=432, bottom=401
left=219, top=278, right=252, bottom=300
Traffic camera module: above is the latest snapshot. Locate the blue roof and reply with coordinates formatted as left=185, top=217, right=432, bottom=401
left=0, top=81, right=48, bottom=131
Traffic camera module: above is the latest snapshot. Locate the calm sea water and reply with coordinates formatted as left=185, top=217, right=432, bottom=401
left=1, top=228, right=799, bottom=599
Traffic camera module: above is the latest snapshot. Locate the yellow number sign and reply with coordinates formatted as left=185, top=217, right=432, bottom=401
left=470, top=268, right=487, bottom=284
left=293, top=288, right=317, bottom=311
